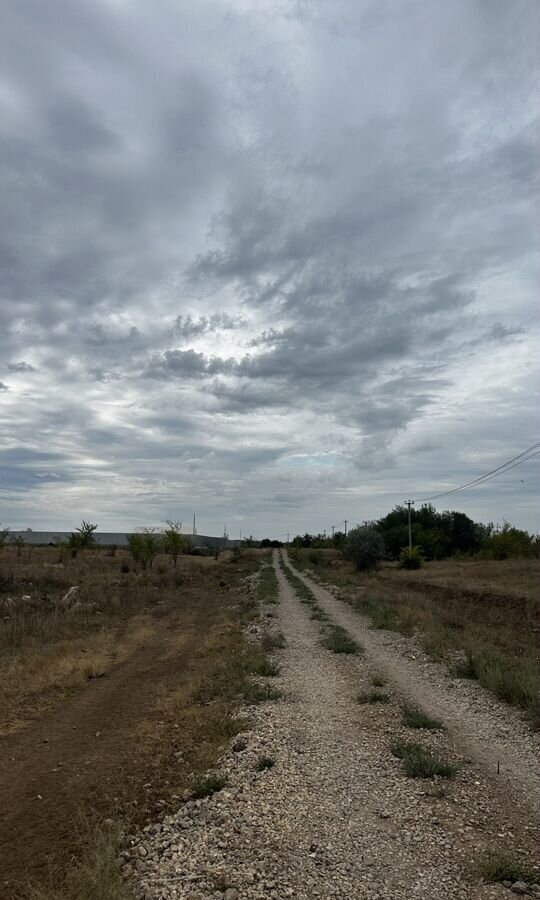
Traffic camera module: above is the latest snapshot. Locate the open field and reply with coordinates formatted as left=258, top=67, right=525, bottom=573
left=0, top=545, right=273, bottom=897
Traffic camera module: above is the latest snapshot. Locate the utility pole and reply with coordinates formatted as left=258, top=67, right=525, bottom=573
left=331, top=525, right=335, bottom=537
left=344, top=519, right=348, bottom=536
left=286, top=533, right=290, bottom=545
left=323, top=529, right=326, bottom=539
left=405, top=500, right=414, bottom=552
left=192, top=513, right=197, bottom=536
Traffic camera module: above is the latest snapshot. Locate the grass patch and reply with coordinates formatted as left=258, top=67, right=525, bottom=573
left=391, top=741, right=457, bottom=778
left=357, top=690, right=390, bottom=704
left=244, top=682, right=283, bottom=704
left=190, top=773, right=227, bottom=798
left=421, top=629, right=449, bottom=660
left=255, top=755, right=275, bottom=771
left=352, top=595, right=401, bottom=632
left=250, top=657, right=281, bottom=677
left=310, top=609, right=330, bottom=622
left=322, top=625, right=361, bottom=655
left=400, top=703, right=445, bottom=730
left=261, top=631, right=286, bottom=651
left=454, top=649, right=538, bottom=721
left=371, top=674, right=386, bottom=687
left=22, top=818, right=132, bottom=900
left=194, top=640, right=281, bottom=705
left=477, top=849, right=535, bottom=884
left=257, top=564, right=279, bottom=604
left=280, top=562, right=318, bottom=605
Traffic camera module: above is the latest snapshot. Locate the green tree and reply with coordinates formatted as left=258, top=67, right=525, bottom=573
left=163, top=521, right=190, bottom=566
left=344, top=526, right=385, bottom=571
left=480, top=522, right=534, bottom=559
left=127, top=529, right=161, bottom=570
left=75, top=520, right=98, bottom=549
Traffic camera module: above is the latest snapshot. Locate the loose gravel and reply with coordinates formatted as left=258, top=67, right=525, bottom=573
left=129, top=552, right=539, bottom=900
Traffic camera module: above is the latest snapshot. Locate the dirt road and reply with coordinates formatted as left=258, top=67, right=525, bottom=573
left=284, top=551, right=540, bottom=817
left=135, top=551, right=540, bottom=900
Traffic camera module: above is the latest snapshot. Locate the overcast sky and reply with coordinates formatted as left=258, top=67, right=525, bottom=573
left=1, top=0, right=538, bottom=538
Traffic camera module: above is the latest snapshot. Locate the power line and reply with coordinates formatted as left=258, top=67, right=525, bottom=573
left=414, top=441, right=540, bottom=503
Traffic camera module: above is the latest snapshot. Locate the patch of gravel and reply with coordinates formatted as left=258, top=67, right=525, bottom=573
left=130, top=552, right=539, bottom=900
left=287, top=555, right=540, bottom=822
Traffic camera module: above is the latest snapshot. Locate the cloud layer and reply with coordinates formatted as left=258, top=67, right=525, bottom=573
left=1, top=0, right=539, bottom=535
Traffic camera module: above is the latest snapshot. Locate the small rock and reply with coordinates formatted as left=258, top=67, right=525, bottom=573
left=510, top=883, right=529, bottom=895
left=232, top=738, right=247, bottom=753
left=224, top=890, right=239, bottom=900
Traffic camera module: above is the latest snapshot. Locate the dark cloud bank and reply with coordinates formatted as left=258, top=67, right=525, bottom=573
left=1, top=0, right=538, bottom=535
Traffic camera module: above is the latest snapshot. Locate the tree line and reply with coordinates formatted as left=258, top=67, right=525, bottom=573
left=288, top=504, right=539, bottom=564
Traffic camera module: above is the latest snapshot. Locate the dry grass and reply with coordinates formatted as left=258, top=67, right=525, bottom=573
left=8, top=548, right=273, bottom=899
left=294, top=550, right=539, bottom=724
left=20, top=817, right=133, bottom=900
left=0, top=546, right=260, bottom=735
left=383, top=557, right=540, bottom=603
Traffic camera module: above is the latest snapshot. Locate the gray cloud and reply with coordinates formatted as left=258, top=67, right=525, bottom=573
left=7, top=361, right=38, bottom=373
left=0, top=0, right=538, bottom=534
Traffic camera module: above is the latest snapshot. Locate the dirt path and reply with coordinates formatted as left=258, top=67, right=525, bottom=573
left=283, top=551, right=540, bottom=819
left=134, top=551, right=539, bottom=900
left=0, top=614, right=192, bottom=894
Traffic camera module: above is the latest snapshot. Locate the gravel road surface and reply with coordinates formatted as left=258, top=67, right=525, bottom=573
left=131, top=552, right=539, bottom=900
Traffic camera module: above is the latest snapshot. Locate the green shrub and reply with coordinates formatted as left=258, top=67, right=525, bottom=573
left=244, top=682, right=283, bottom=703
left=399, top=545, right=423, bottom=569
left=255, top=755, right=275, bottom=771
left=190, top=773, right=227, bottom=798
left=250, top=657, right=281, bottom=677
left=344, top=526, right=385, bottom=571
left=127, top=530, right=161, bottom=570
left=322, top=626, right=360, bottom=655
left=477, top=849, right=535, bottom=884
left=262, top=631, right=286, bottom=651
left=391, top=741, right=456, bottom=778
left=310, top=609, right=330, bottom=622
left=400, top=703, right=444, bottom=730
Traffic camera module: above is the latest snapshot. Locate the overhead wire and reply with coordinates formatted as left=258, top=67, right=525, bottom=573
left=414, top=440, right=540, bottom=503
